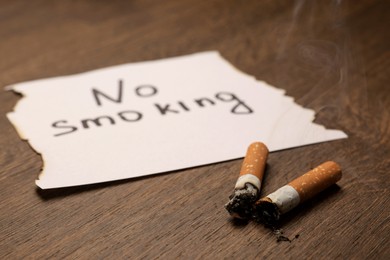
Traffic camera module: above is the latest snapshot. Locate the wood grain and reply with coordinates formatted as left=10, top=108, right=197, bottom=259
left=1, top=0, right=389, bottom=258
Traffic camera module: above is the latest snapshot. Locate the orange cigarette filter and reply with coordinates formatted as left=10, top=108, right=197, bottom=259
left=225, top=142, right=269, bottom=219
left=288, top=161, right=342, bottom=202
left=254, top=161, right=342, bottom=224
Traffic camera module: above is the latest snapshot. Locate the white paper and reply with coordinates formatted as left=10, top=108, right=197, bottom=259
left=6, top=51, right=347, bottom=189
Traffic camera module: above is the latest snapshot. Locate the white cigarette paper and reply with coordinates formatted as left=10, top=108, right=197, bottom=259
left=267, top=185, right=301, bottom=214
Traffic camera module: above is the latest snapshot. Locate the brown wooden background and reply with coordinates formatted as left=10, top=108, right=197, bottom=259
left=1, top=0, right=389, bottom=258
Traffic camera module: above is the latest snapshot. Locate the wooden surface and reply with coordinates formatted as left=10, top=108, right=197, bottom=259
left=1, top=0, right=389, bottom=258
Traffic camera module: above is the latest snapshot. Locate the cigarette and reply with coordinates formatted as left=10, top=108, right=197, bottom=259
left=225, top=142, right=269, bottom=219
left=253, top=161, right=342, bottom=225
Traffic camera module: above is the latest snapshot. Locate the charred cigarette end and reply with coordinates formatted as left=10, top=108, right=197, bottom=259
left=254, top=161, right=342, bottom=224
left=225, top=183, right=258, bottom=219
left=253, top=197, right=281, bottom=226
left=225, top=142, right=269, bottom=219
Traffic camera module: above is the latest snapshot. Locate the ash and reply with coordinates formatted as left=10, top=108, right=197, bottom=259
left=225, top=183, right=259, bottom=220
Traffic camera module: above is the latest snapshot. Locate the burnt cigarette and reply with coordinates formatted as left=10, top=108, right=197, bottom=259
left=254, top=161, right=342, bottom=225
left=225, top=142, right=269, bottom=219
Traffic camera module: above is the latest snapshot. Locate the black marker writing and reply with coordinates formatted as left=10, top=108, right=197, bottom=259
left=52, top=80, right=254, bottom=137
left=92, top=79, right=123, bottom=106
left=118, top=110, right=143, bottom=122
left=154, top=103, right=179, bottom=115
left=81, top=116, right=115, bottom=129
left=135, top=85, right=158, bottom=97
left=52, top=120, right=78, bottom=137
left=215, top=92, right=253, bottom=114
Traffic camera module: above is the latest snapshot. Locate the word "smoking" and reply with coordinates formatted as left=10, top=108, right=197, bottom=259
left=52, top=80, right=254, bottom=137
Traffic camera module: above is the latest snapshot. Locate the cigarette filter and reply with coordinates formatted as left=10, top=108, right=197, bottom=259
left=254, top=161, right=342, bottom=225
left=225, top=142, right=269, bottom=219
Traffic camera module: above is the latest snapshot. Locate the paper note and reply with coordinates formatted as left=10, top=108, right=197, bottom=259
left=6, top=51, right=347, bottom=189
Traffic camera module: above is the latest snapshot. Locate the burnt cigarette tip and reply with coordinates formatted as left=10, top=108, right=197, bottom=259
left=253, top=198, right=281, bottom=226
left=225, top=183, right=259, bottom=220
left=225, top=141, right=269, bottom=220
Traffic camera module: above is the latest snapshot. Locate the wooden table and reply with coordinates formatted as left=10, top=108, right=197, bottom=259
left=1, top=0, right=389, bottom=258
